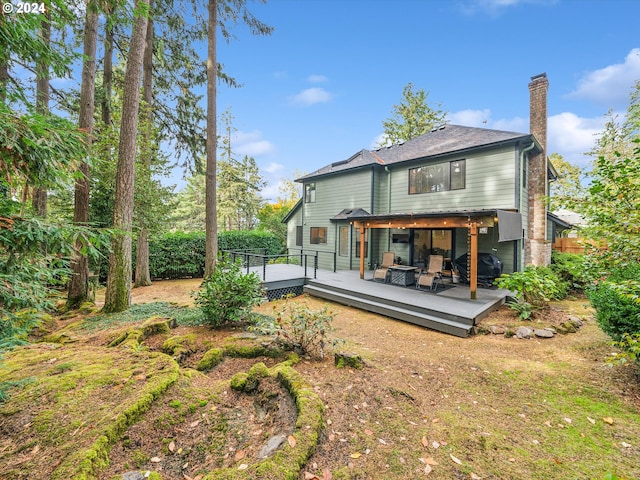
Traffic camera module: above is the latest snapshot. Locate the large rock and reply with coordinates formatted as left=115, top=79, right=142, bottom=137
left=489, top=325, right=506, bottom=335
left=257, top=434, right=286, bottom=459
left=534, top=328, right=555, bottom=338
left=335, top=352, right=365, bottom=369
left=568, top=315, right=583, bottom=328
left=515, top=326, right=533, bottom=339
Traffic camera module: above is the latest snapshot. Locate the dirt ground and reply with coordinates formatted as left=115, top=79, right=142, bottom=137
left=100, top=280, right=640, bottom=478
left=2, top=279, right=639, bottom=480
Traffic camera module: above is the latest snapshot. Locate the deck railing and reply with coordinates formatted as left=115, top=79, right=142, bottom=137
left=286, top=248, right=337, bottom=273
left=220, top=249, right=321, bottom=280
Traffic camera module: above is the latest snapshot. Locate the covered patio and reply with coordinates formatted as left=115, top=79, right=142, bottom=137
left=349, top=209, right=522, bottom=300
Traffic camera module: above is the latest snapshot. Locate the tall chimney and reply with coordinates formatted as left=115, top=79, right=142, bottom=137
left=526, top=73, right=550, bottom=266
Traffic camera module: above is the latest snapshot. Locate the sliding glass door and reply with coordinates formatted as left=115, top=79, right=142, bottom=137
left=411, top=229, right=453, bottom=268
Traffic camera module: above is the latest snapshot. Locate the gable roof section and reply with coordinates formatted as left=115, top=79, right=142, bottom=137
left=297, top=124, right=539, bottom=182
left=281, top=198, right=302, bottom=224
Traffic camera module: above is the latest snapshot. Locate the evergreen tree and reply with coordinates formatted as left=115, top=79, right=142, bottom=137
left=68, top=0, right=100, bottom=309
left=217, top=108, right=265, bottom=230
left=380, top=82, right=447, bottom=146
left=171, top=172, right=206, bottom=232
left=103, top=0, right=150, bottom=313
left=204, top=0, right=218, bottom=276
left=204, top=0, right=273, bottom=276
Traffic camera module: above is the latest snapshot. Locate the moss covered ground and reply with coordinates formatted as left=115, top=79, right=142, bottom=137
left=0, top=283, right=638, bottom=480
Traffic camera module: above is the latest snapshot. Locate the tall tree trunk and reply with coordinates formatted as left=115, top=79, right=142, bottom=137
left=0, top=60, right=7, bottom=104
left=103, top=0, right=150, bottom=312
left=67, top=1, right=99, bottom=309
left=204, top=0, right=218, bottom=276
left=134, top=0, right=154, bottom=288
left=32, top=9, right=51, bottom=217
left=0, top=11, right=8, bottom=105
left=102, top=8, right=114, bottom=126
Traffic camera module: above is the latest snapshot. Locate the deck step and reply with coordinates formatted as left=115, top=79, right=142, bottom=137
left=305, top=278, right=475, bottom=325
left=304, top=284, right=473, bottom=338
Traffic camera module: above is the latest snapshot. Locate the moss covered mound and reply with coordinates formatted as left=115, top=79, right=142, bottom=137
left=202, top=359, right=325, bottom=480
left=0, top=343, right=179, bottom=479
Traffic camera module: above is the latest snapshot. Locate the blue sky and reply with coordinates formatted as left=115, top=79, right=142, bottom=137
left=211, top=0, right=640, bottom=201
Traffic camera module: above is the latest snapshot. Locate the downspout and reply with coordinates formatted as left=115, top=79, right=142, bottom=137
left=370, top=166, right=375, bottom=213
left=384, top=166, right=391, bottom=213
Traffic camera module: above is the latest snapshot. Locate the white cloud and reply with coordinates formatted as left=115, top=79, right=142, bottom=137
left=263, top=162, right=284, bottom=174
left=291, top=87, right=332, bottom=106
left=307, top=74, right=328, bottom=83
left=233, top=130, right=275, bottom=157
left=449, top=109, right=528, bottom=132
left=370, top=133, right=387, bottom=149
left=491, top=116, right=528, bottom=132
left=449, top=109, right=492, bottom=127
left=459, top=0, right=557, bottom=15
left=451, top=109, right=605, bottom=167
left=567, top=48, right=640, bottom=107
left=547, top=112, right=605, bottom=166
left=260, top=181, right=281, bottom=203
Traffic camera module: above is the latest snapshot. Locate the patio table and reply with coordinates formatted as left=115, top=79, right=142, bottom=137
left=388, top=265, right=418, bottom=286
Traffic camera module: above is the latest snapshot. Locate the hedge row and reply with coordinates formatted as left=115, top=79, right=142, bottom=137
left=96, top=230, right=282, bottom=281
left=587, top=262, right=640, bottom=341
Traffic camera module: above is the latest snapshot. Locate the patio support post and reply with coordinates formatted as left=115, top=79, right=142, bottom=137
left=359, top=225, right=366, bottom=279
left=470, top=222, right=478, bottom=300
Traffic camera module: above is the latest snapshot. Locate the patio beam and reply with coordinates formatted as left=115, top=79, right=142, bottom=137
left=359, top=225, right=366, bottom=279
left=470, top=222, right=478, bottom=300
left=352, top=216, right=494, bottom=230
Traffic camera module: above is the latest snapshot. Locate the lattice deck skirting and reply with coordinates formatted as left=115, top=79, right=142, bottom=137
left=266, top=285, right=304, bottom=301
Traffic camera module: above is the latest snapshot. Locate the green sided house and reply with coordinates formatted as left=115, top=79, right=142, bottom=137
left=283, top=74, right=558, bottom=299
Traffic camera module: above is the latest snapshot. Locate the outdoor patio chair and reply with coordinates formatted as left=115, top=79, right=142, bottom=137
left=373, top=251, right=395, bottom=283
left=416, top=254, right=443, bottom=291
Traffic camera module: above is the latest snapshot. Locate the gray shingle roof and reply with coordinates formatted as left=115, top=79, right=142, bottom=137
left=297, top=124, right=538, bottom=182
left=330, top=208, right=370, bottom=221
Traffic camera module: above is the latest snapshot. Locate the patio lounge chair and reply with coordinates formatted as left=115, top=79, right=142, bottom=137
left=416, top=254, right=443, bottom=291
left=373, top=251, right=395, bottom=283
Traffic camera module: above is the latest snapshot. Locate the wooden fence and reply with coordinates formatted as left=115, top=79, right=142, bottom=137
left=552, top=237, right=606, bottom=254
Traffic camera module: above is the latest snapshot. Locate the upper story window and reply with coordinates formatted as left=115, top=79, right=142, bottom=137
left=408, top=159, right=466, bottom=194
left=304, top=182, right=316, bottom=203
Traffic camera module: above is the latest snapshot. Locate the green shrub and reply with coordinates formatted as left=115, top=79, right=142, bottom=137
left=608, top=333, right=640, bottom=369
left=218, top=230, right=282, bottom=255
left=495, top=265, right=567, bottom=309
left=253, top=299, right=340, bottom=359
left=149, top=231, right=206, bottom=279
left=143, top=230, right=282, bottom=281
left=587, top=263, right=640, bottom=341
left=550, top=251, right=594, bottom=292
left=94, top=230, right=285, bottom=282
left=507, top=298, right=534, bottom=320
left=192, top=256, right=264, bottom=328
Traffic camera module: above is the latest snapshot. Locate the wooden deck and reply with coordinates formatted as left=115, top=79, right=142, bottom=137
left=249, top=265, right=510, bottom=337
